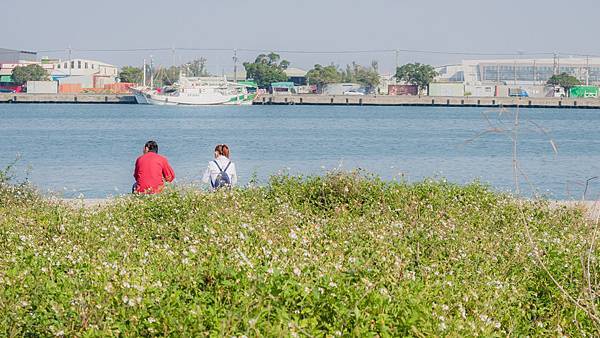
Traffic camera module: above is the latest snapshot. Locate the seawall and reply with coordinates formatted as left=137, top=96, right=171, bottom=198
left=257, top=94, right=600, bottom=109
left=0, top=93, right=136, bottom=104
left=3, top=93, right=600, bottom=108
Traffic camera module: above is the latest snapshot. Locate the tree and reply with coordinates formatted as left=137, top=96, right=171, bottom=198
left=182, top=58, right=209, bottom=77
left=119, top=66, right=143, bottom=84
left=353, top=62, right=380, bottom=93
left=154, top=66, right=180, bottom=86
left=337, top=61, right=380, bottom=93
left=395, top=63, right=438, bottom=93
left=547, top=72, right=581, bottom=90
left=11, top=64, right=49, bottom=85
left=306, top=64, right=342, bottom=88
left=243, top=53, right=289, bottom=88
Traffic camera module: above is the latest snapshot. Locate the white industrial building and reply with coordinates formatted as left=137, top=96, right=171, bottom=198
left=436, top=57, right=600, bottom=86
left=50, top=58, right=118, bottom=88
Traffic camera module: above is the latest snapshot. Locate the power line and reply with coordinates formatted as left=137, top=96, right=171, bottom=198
left=3, top=47, right=600, bottom=59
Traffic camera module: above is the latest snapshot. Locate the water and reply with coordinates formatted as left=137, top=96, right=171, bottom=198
left=1, top=104, right=599, bottom=199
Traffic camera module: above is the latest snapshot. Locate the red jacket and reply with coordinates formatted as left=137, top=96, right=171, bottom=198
left=133, top=152, right=175, bottom=194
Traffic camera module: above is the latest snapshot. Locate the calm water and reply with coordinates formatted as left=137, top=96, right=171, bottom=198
left=1, top=104, right=599, bottom=199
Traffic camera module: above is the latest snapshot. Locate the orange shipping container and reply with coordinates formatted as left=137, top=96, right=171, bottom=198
left=104, top=82, right=134, bottom=93
left=59, top=83, right=82, bottom=93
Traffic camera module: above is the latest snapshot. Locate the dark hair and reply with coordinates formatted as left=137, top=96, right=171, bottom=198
left=145, top=140, right=158, bottom=153
left=215, top=144, right=230, bottom=158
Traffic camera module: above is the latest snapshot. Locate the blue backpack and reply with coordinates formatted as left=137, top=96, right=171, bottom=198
left=212, top=160, right=232, bottom=189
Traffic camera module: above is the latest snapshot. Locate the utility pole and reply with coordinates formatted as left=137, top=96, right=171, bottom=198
left=171, top=46, right=175, bottom=67
left=233, top=49, right=238, bottom=83
left=497, top=64, right=500, bottom=84
left=586, top=55, right=590, bottom=85
left=395, top=49, right=399, bottom=84
left=233, top=49, right=239, bottom=104
left=68, top=45, right=72, bottom=76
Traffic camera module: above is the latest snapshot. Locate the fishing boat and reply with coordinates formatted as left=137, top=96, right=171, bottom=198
left=132, top=76, right=257, bottom=105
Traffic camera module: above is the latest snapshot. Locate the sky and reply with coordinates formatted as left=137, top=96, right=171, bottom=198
left=4, top=0, right=598, bottom=74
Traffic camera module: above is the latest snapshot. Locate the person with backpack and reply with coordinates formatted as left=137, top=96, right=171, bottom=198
left=202, top=144, right=237, bottom=190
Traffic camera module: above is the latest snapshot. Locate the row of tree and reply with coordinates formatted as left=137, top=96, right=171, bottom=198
left=8, top=54, right=586, bottom=94
left=119, top=58, right=209, bottom=86
left=306, top=62, right=381, bottom=92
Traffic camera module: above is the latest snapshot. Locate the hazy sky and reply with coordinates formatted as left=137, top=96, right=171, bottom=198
left=5, top=0, right=598, bottom=73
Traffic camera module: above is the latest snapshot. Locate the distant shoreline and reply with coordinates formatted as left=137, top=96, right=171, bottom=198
left=4, top=92, right=600, bottom=108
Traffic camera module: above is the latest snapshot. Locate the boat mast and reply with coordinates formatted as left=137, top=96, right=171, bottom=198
left=149, top=55, right=154, bottom=89
left=142, top=59, right=146, bottom=87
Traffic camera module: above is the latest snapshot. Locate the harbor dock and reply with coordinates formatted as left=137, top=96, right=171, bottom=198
left=3, top=93, right=600, bottom=108
left=0, top=93, right=136, bottom=104
left=257, top=94, right=600, bottom=109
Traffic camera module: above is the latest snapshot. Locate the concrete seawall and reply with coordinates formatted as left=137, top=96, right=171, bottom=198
left=0, top=93, right=136, bottom=104
left=257, top=94, right=600, bottom=109
left=4, top=93, right=600, bottom=108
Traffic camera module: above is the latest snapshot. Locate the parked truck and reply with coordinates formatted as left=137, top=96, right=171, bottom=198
left=508, top=88, right=529, bottom=97
left=569, top=86, right=599, bottom=98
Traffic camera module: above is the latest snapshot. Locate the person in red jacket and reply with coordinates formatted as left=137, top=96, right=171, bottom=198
left=133, top=140, right=175, bottom=194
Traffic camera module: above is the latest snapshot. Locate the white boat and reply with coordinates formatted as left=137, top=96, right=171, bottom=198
left=132, top=76, right=257, bottom=105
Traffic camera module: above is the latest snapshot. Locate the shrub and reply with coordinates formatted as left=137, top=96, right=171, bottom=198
left=0, top=172, right=597, bottom=336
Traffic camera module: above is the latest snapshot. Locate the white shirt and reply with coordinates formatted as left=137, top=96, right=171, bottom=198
left=202, top=155, right=237, bottom=188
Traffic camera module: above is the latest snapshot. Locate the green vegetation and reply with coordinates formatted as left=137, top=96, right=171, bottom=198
left=547, top=72, right=581, bottom=90
left=307, top=64, right=342, bottom=88
left=1, top=171, right=599, bottom=336
left=120, top=59, right=209, bottom=87
left=118, top=66, right=143, bottom=84
left=307, top=62, right=381, bottom=93
left=243, top=53, right=290, bottom=88
left=395, top=63, right=438, bottom=93
left=153, top=66, right=180, bottom=86
left=11, top=64, right=49, bottom=86
left=181, top=58, right=209, bottom=77
left=342, top=61, right=380, bottom=93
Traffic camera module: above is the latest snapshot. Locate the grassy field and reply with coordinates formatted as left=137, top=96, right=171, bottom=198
left=0, top=171, right=598, bottom=336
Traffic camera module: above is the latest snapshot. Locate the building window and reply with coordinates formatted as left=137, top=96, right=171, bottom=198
left=64, top=62, right=67, bottom=68
left=85, top=62, right=88, bottom=69
left=78, top=61, right=81, bottom=69
left=71, top=61, right=75, bottom=68
left=57, top=63, right=61, bottom=69
left=91, top=64, right=94, bottom=69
